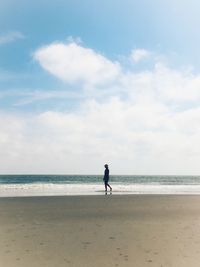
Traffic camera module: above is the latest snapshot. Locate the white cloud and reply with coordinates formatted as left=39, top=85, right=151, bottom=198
left=1, top=94, right=200, bottom=174
left=119, top=62, right=200, bottom=105
left=0, top=31, right=25, bottom=45
left=34, top=42, right=121, bottom=85
left=131, top=48, right=151, bottom=63
left=11, top=90, right=84, bottom=106
left=2, top=42, right=200, bottom=174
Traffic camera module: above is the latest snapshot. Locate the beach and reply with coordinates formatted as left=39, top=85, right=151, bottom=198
left=1, top=195, right=200, bottom=267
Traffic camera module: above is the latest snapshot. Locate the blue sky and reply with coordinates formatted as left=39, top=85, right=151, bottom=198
left=1, top=0, right=200, bottom=71
left=1, top=0, right=200, bottom=111
left=1, top=0, right=200, bottom=174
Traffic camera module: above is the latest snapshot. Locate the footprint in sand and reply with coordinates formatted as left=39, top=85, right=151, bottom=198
left=82, top=241, right=91, bottom=245
left=109, top=236, right=115, bottom=240
left=82, top=241, right=91, bottom=249
left=64, top=258, right=71, bottom=263
left=124, top=255, right=129, bottom=261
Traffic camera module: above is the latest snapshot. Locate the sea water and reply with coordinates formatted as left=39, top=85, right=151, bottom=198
left=1, top=175, right=200, bottom=197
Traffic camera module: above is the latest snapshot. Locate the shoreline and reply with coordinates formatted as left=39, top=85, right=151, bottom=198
left=2, top=183, right=200, bottom=197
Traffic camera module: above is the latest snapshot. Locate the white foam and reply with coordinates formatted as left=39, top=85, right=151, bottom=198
left=1, top=183, right=200, bottom=197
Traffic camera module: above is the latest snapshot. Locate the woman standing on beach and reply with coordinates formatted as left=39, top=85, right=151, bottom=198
left=104, top=164, right=112, bottom=192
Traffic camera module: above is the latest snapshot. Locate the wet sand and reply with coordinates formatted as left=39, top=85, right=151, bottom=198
left=1, top=195, right=200, bottom=267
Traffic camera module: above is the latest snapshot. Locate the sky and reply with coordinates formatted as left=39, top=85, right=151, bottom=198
left=1, top=0, right=200, bottom=174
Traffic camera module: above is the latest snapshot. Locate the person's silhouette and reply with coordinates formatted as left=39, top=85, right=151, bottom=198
left=103, top=164, right=112, bottom=192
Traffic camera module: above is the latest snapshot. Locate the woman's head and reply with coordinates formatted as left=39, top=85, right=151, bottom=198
left=104, top=164, right=108, bottom=168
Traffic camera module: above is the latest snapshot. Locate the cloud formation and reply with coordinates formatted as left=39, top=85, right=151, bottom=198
left=131, top=48, right=151, bottom=63
left=1, top=95, right=200, bottom=174
left=34, top=42, right=121, bottom=85
left=0, top=31, right=25, bottom=45
left=1, top=40, right=200, bottom=174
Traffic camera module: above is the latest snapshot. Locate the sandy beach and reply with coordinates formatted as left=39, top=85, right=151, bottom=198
left=1, top=195, right=200, bottom=267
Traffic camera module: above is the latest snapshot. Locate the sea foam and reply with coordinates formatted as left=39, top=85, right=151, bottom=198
left=1, top=183, right=200, bottom=197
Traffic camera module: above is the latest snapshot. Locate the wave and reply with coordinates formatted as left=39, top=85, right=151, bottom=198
left=1, top=183, right=200, bottom=197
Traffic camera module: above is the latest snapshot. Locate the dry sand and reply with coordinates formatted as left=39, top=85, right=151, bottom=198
left=1, top=195, right=200, bottom=267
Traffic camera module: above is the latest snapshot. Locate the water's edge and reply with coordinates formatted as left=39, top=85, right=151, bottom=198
left=1, top=183, right=200, bottom=197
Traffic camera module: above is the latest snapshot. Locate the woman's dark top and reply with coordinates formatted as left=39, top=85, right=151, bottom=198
left=104, top=168, right=109, bottom=182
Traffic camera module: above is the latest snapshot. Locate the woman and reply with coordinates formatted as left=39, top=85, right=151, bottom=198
left=103, top=164, right=112, bottom=192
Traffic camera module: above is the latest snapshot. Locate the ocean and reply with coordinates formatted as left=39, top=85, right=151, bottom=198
left=1, top=174, right=200, bottom=197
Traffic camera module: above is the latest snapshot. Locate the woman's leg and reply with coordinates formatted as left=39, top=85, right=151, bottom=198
left=107, top=183, right=112, bottom=191
left=104, top=181, right=108, bottom=191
